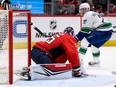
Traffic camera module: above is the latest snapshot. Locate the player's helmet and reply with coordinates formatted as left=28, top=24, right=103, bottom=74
left=64, top=27, right=75, bottom=36
left=79, top=3, right=90, bottom=14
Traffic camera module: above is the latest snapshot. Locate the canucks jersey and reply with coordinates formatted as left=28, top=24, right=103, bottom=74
left=82, top=11, right=113, bottom=33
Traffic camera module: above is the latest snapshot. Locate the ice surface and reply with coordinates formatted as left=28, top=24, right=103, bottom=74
left=1, top=47, right=116, bottom=87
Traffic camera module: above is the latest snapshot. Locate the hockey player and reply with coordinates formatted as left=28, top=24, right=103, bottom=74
left=74, top=3, right=113, bottom=66
left=20, top=27, right=86, bottom=80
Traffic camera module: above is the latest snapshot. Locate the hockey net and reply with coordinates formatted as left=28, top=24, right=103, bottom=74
left=0, top=10, right=31, bottom=84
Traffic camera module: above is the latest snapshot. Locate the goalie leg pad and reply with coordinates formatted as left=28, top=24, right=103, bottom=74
left=29, top=63, right=72, bottom=80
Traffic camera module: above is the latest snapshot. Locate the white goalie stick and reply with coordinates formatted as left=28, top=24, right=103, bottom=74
left=34, top=27, right=51, bottom=37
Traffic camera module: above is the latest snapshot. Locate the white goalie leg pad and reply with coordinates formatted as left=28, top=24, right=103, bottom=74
left=29, top=63, right=72, bottom=80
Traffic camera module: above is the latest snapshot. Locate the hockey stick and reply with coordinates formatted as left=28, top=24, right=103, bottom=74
left=73, top=73, right=96, bottom=78
left=82, top=73, right=96, bottom=77
left=34, top=27, right=50, bottom=37
left=30, top=22, right=47, bottom=36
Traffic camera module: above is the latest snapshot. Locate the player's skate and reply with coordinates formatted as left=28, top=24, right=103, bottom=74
left=88, top=61, right=100, bottom=67
left=20, top=67, right=31, bottom=80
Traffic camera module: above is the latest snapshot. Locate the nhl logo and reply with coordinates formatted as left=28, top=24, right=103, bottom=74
left=50, top=20, right=57, bottom=30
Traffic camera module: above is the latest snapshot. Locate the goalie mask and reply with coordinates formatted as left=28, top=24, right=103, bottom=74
left=79, top=3, right=90, bottom=15
left=64, top=27, right=75, bottom=36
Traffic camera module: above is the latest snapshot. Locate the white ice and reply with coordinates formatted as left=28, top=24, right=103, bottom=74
left=1, top=47, right=116, bottom=87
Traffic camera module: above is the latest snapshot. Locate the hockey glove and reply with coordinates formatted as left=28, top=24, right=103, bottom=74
left=72, top=68, right=82, bottom=77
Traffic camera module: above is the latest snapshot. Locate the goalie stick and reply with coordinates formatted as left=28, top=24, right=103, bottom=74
left=80, top=73, right=96, bottom=78
left=34, top=27, right=51, bottom=37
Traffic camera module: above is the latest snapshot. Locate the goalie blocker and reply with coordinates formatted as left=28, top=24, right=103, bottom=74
left=21, top=63, right=72, bottom=80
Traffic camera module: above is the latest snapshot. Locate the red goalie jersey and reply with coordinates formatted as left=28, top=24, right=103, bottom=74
left=34, top=33, right=80, bottom=69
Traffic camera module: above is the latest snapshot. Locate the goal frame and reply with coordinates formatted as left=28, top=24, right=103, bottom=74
left=9, top=10, right=31, bottom=84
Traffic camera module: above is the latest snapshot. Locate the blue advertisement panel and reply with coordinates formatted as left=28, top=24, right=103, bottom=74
left=11, top=0, right=44, bottom=14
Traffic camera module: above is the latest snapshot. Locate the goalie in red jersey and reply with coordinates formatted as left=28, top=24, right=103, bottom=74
left=20, top=27, right=86, bottom=80
left=32, top=27, right=79, bottom=68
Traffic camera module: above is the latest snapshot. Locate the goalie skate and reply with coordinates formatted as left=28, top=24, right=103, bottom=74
left=88, top=61, right=100, bottom=67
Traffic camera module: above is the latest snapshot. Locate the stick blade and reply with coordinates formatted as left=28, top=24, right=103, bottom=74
left=34, top=27, right=43, bottom=35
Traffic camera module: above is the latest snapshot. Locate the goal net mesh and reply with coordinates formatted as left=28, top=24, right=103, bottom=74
left=0, top=10, right=31, bottom=84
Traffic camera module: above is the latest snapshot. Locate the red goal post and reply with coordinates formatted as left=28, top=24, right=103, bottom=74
left=0, top=10, right=31, bottom=84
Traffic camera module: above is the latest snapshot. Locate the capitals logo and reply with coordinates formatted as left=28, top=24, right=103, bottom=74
left=50, top=20, right=57, bottom=30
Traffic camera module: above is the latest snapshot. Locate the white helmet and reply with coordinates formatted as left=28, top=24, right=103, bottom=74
left=79, top=3, right=90, bottom=14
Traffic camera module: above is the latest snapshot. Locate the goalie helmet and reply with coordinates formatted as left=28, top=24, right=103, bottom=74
left=79, top=3, right=90, bottom=14
left=64, top=27, right=75, bottom=36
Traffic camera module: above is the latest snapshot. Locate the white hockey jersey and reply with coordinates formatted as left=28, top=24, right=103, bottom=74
left=82, top=11, right=113, bottom=33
